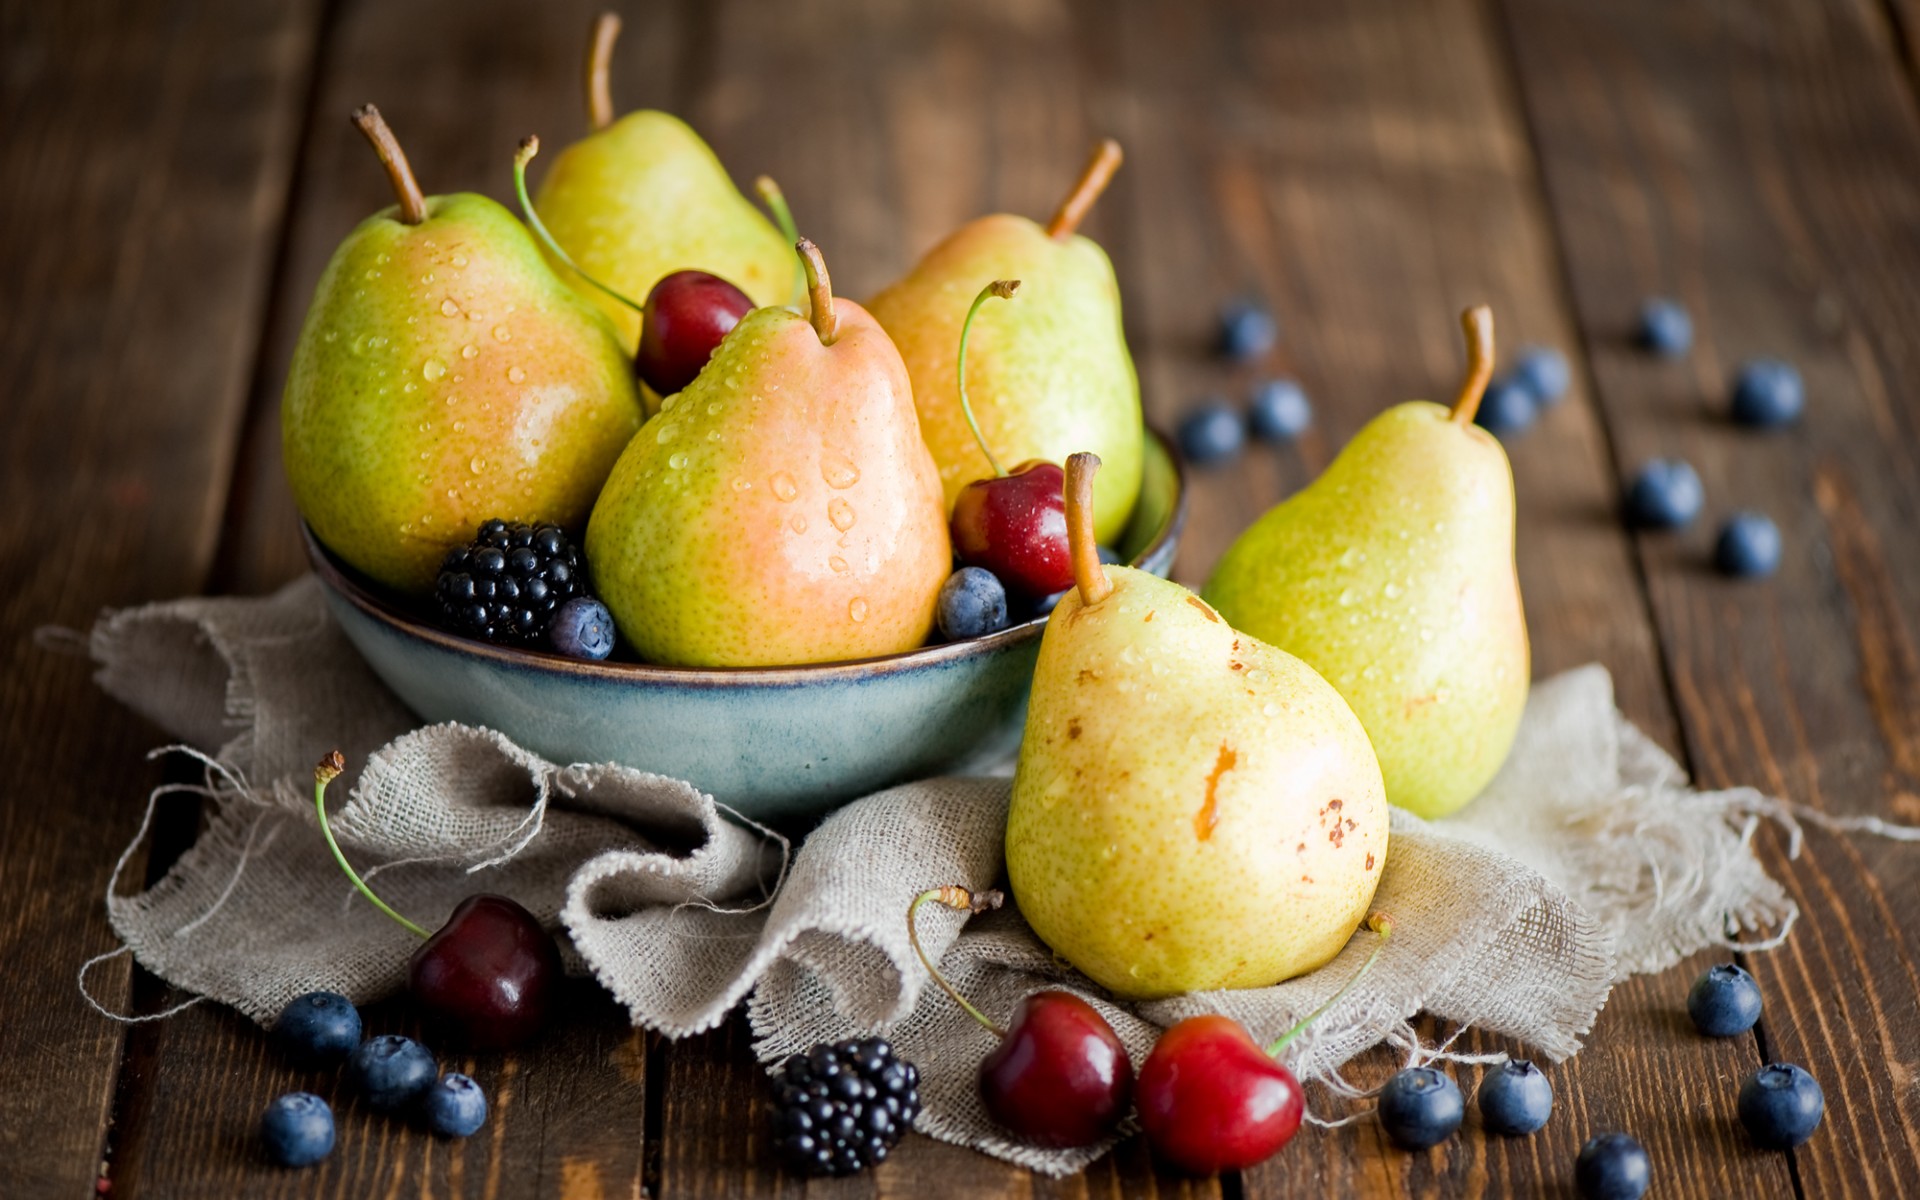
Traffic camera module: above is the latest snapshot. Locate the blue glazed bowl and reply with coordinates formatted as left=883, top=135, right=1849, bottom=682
left=307, top=429, right=1187, bottom=821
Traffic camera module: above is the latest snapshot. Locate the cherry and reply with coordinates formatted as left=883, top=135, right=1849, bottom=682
left=1136, top=913, right=1394, bottom=1174
left=513, top=139, right=801, bottom=397
left=314, top=753, right=562, bottom=1048
left=635, top=270, right=754, bottom=396
left=909, top=887, right=1132, bottom=1148
left=946, top=281, right=1075, bottom=597
left=1137, top=1014, right=1302, bottom=1173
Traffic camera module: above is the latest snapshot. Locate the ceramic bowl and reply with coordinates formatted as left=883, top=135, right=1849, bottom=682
left=308, top=429, right=1186, bottom=821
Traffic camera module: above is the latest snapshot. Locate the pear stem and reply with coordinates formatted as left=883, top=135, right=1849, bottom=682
left=797, top=238, right=839, bottom=345
left=1044, top=138, right=1124, bottom=241
left=1264, top=912, right=1394, bottom=1058
left=754, top=176, right=807, bottom=307
left=956, top=280, right=1021, bottom=479
left=513, top=136, right=647, bottom=316
left=351, top=105, right=427, bottom=226
left=1449, top=305, right=1496, bottom=425
left=313, top=752, right=431, bottom=941
left=586, top=12, right=621, bottom=132
left=1065, top=452, right=1113, bottom=606
left=907, top=887, right=1007, bottom=1039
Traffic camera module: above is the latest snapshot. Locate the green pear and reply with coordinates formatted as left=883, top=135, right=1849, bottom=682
left=586, top=240, right=951, bottom=667
left=283, top=106, right=642, bottom=593
left=529, top=13, right=795, bottom=353
left=1006, top=454, right=1388, bottom=1001
left=1204, top=307, right=1529, bottom=820
left=868, top=140, right=1142, bottom=544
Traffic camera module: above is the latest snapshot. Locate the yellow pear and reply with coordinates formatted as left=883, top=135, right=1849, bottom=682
left=868, top=141, right=1142, bottom=543
left=1205, top=307, right=1529, bottom=819
left=1006, top=454, right=1388, bottom=1000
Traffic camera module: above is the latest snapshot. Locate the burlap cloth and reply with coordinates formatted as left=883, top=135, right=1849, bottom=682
left=78, top=576, right=1801, bottom=1175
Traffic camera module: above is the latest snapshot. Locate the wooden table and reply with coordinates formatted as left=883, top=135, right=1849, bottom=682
left=5, top=0, right=1918, bottom=1194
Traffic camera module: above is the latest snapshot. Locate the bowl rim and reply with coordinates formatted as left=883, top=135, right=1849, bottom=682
left=305, top=426, right=1188, bottom=686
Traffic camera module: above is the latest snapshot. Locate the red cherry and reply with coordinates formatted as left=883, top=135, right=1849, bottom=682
left=313, top=754, right=563, bottom=1050
left=409, top=893, right=563, bottom=1049
left=979, top=990, right=1132, bottom=1147
left=950, top=461, right=1073, bottom=597
left=1137, top=1014, right=1304, bottom=1174
left=636, top=269, right=755, bottom=396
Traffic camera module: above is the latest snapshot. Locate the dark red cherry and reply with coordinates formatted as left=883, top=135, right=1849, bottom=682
left=1137, top=1014, right=1304, bottom=1174
left=979, top=990, right=1132, bottom=1147
left=950, top=460, right=1073, bottom=597
left=636, top=269, right=755, bottom=396
left=408, top=893, right=563, bottom=1049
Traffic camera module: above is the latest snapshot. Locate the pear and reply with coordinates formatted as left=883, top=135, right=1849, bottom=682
left=1006, top=454, right=1388, bottom=1001
left=586, top=240, right=951, bottom=667
left=529, top=13, right=795, bottom=352
left=868, top=141, right=1143, bottom=544
left=1204, top=307, right=1529, bottom=820
left=283, top=106, right=642, bottom=593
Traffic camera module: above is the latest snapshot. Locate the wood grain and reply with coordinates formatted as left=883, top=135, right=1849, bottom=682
left=0, top=0, right=319, bottom=1193
left=108, top=0, right=677, bottom=1195
left=1096, top=1, right=1788, bottom=1193
left=1500, top=0, right=1920, bottom=1193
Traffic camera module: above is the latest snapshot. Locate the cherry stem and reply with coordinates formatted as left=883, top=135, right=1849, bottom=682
left=797, top=238, right=838, bottom=345
left=513, top=136, right=646, bottom=316
left=907, top=887, right=1006, bottom=1038
left=585, top=12, right=620, bottom=132
left=1065, top=452, right=1113, bottom=606
left=351, top=105, right=427, bottom=226
left=1264, top=912, right=1394, bottom=1057
left=753, top=176, right=807, bottom=307
left=1045, top=138, right=1123, bottom=241
left=313, top=752, right=430, bottom=940
left=956, top=280, right=1021, bottom=479
left=1449, top=305, right=1496, bottom=425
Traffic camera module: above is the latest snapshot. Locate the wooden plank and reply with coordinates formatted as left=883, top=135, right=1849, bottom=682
left=0, top=0, right=320, bottom=1193
left=113, top=0, right=682, bottom=1194
left=1094, top=0, right=1792, bottom=1195
left=1499, top=0, right=1920, bottom=1193
left=649, top=1, right=1160, bottom=1193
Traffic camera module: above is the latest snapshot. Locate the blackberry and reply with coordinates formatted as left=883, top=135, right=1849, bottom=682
left=435, top=520, right=586, bottom=644
left=770, top=1037, right=920, bottom=1177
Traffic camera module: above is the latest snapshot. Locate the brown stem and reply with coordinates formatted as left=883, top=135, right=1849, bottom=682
left=1065, top=452, right=1113, bottom=606
left=1449, top=304, right=1496, bottom=425
left=351, top=105, right=427, bottom=225
left=586, top=12, right=621, bottom=131
left=797, top=238, right=838, bottom=345
left=1045, top=138, right=1124, bottom=240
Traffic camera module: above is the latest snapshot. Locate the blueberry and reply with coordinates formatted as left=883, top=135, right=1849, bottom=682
left=1625, top=459, right=1704, bottom=529
left=1478, top=1058, right=1553, bottom=1136
left=549, top=595, right=616, bottom=660
left=1575, top=1132, right=1650, bottom=1200
left=1713, top=513, right=1782, bottom=579
left=1635, top=298, right=1693, bottom=357
left=1377, top=1066, right=1464, bottom=1149
left=937, top=567, right=1009, bottom=641
left=1216, top=299, right=1277, bottom=361
left=350, top=1034, right=438, bottom=1112
left=1687, top=963, right=1763, bottom=1035
left=273, top=991, right=362, bottom=1067
left=1474, top=377, right=1538, bottom=437
left=1514, top=346, right=1571, bottom=406
left=1739, top=1062, right=1824, bottom=1149
left=423, top=1072, right=488, bottom=1137
left=1097, top=544, right=1123, bottom=566
left=1248, top=378, right=1313, bottom=441
left=1731, top=360, right=1804, bottom=428
left=260, top=1092, right=335, bottom=1167
left=1177, top=401, right=1247, bottom=465
left=1030, top=588, right=1069, bottom=618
